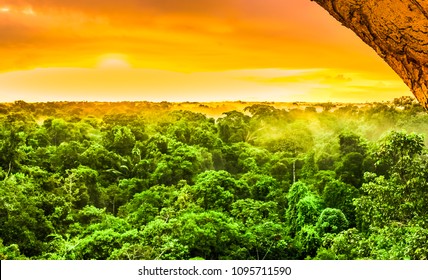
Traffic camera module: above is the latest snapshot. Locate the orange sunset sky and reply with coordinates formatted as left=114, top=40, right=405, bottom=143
left=0, top=0, right=412, bottom=103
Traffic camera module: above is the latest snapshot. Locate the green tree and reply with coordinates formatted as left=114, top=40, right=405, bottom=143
left=375, top=131, right=424, bottom=181
left=217, top=111, right=251, bottom=143
left=285, top=182, right=323, bottom=236
left=171, top=211, right=243, bottom=259
left=0, top=173, right=53, bottom=257
left=103, top=126, right=136, bottom=156
left=338, top=131, right=367, bottom=156
left=119, top=185, right=179, bottom=227
left=322, top=180, right=358, bottom=226
left=189, top=170, right=238, bottom=211
left=316, top=208, right=349, bottom=235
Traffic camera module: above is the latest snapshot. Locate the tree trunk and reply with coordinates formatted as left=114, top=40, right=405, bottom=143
left=311, top=0, right=428, bottom=109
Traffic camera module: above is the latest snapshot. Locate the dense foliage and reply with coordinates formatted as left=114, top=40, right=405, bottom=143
left=1, top=97, right=428, bottom=260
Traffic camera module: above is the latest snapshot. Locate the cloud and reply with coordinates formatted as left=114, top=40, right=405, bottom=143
left=230, top=67, right=411, bottom=102
left=323, top=74, right=353, bottom=83
left=236, top=69, right=355, bottom=85
left=1, top=0, right=232, bottom=19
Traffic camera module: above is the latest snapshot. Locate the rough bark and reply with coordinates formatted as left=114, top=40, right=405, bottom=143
left=312, top=0, right=428, bottom=109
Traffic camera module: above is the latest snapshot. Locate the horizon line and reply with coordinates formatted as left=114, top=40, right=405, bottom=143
left=1, top=98, right=409, bottom=105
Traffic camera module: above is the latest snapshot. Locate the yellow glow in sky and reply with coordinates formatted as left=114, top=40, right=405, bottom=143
left=0, top=0, right=411, bottom=103
left=97, top=54, right=132, bottom=69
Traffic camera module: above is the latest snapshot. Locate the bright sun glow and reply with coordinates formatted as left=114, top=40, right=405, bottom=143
left=0, top=7, right=10, bottom=12
left=22, top=7, right=35, bottom=15
left=97, top=54, right=131, bottom=69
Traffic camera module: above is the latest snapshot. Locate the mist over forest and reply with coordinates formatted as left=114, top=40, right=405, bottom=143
left=1, top=97, right=428, bottom=260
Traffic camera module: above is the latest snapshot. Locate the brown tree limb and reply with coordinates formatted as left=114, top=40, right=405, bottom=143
left=312, top=0, right=428, bottom=109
